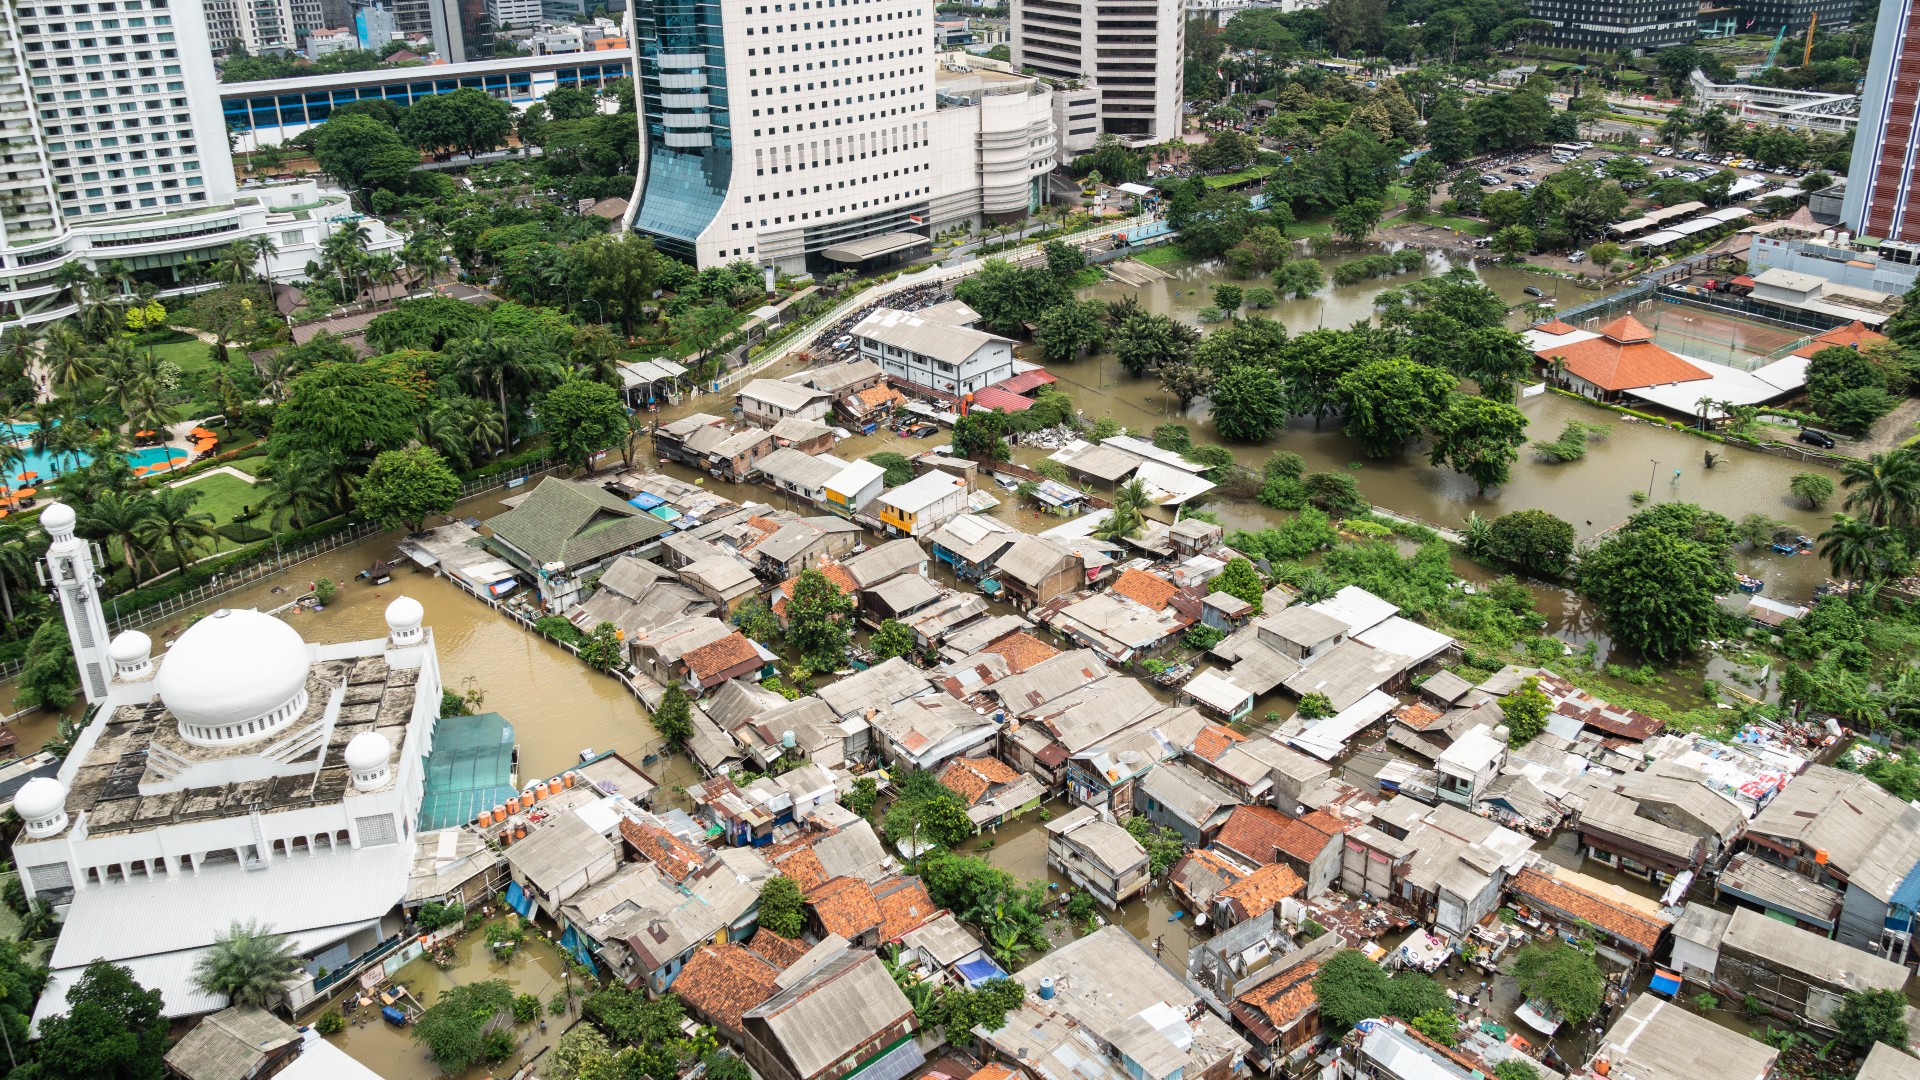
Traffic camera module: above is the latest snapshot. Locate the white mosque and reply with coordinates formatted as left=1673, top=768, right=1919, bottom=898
left=13, top=503, right=444, bottom=1023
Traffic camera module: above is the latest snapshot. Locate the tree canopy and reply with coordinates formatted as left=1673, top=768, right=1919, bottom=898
left=354, top=447, right=461, bottom=533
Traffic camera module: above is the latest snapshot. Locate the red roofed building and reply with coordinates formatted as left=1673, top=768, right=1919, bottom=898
left=1511, top=867, right=1672, bottom=959
left=807, top=874, right=940, bottom=947
left=1230, top=957, right=1324, bottom=1067
left=969, top=386, right=1036, bottom=413
left=1216, top=862, right=1305, bottom=925
left=1536, top=315, right=1710, bottom=401
left=683, top=631, right=772, bottom=693
left=1108, top=567, right=1179, bottom=610
left=980, top=631, right=1059, bottom=673
left=1212, top=805, right=1345, bottom=897
left=674, top=935, right=810, bottom=1043
left=1790, top=319, right=1890, bottom=359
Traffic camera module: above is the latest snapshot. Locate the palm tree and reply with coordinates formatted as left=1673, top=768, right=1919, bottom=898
left=126, top=378, right=181, bottom=435
left=1818, top=513, right=1887, bottom=582
left=456, top=329, right=523, bottom=439
left=246, top=234, right=279, bottom=288
left=53, top=261, right=92, bottom=312
left=1094, top=478, right=1150, bottom=540
left=419, top=404, right=471, bottom=465
left=136, top=487, right=217, bottom=575
left=260, top=452, right=336, bottom=529
left=191, top=920, right=304, bottom=1008
left=0, top=519, right=37, bottom=624
left=459, top=398, right=506, bottom=465
left=77, top=490, right=155, bottom=579
left=214, top=240, right=255, bottom=287
left=1839, top=450, right=1920, bottom=528
left=0, top=324, right=42, bottom=379
left=39, top=322, right=97, bottom=394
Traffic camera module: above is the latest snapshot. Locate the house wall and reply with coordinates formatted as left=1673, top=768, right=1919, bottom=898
left=1140, top=792, right=1211, bottom=848
left=1046, top=834, right=1148, bottom=908
left=1298, top=833, right=1342, bottom=899
left=743, top=396, right=832, bottom=428
left=1838, top=882, right=1894, bottom=955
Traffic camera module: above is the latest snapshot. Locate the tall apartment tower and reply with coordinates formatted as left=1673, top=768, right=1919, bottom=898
left=202, top=0, right=297, bottom=56
left=1009, top=0, right=1182, bottom=140
left=627, top=0, right=941, bottom=273
left=1842, top=0, right=1920, bottom=242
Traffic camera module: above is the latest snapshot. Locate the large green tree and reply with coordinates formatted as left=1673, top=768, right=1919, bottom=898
left=1209, top=366, right=1288, bottom=442
left=787, top=567, right=854, bottom=669
left=1485, top=509, right=1575, bottom=577
left=1034, top=300, right=1110, bottom=363
left=1510, top=942, right=1603, bottom=1023
left=1427, top=395, right=1528, bottom=493
left=1209, top=556, right=1266, bottom=615
left=354, top=447, right=462, bottom=533
left=536, top=377, right=629, bottom=473
left=1577, top=505, right=1737, bottom=661
left=1115, top=312, right=1199, bottom=377
left=1337, top=358, right=1455, bottom=458
left=311, top=114, right=421, bottom=207
left=1312, top=949, right=1451, bottom=1033
left=24, top=961, right=168, bottom=1080
left=758, top=875, right=808, bottom=938
left=401, top=87, right=515, bottom=158
left=411, top=979, right=515, bottom=1073
left=268, top=360, right=421, bottom=470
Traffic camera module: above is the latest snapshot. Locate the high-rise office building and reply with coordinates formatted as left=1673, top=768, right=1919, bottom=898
left=627, top=0, right=949, bottom=272
left=391, top=0, right=489, bottom=60
left=202, top=0, right=296, bottom=54
left=1008, top=0, right=1181, bottom=140
left=0, top=0, right=401, bottom=326
left=1731, top=0, right=1853, bottom=35
left=1842, top=0, right=1920, bottom=242
left=1525, top=0, right=1695, bottom=56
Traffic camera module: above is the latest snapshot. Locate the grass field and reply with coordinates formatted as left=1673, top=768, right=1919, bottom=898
left=1203, top=165, right=1278, bottom=189
left=145, top=335, right=215, bottom=373
left=174, top=470, right=262, bottom=550
left=1405, top=214, right=1492, bottom=236
left=229, top=453, right=269, bottom=476
left=1134, top=245, right=1192, bottom=268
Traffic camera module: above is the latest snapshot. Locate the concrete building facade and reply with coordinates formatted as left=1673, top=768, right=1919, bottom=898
left=1842, top=0, right=1920, bottom=242
left=1009, top=0, right=1181, bottom=139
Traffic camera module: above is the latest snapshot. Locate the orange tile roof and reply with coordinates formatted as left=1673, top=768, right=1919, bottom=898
left=1191, top=723, right=1248, bottom=762
left=1235, top=959, right=1320, bottom=1028
left=874, top=875, right=938, bottom=940
left=746, top=928, right=811, bottom=969
left=1532, top=319, right=1578, bottom=335
left=619, top=818, right=706, bottom=882
left=856, top=385, right=906, bottom=410
left=773, top=559, right=856, bottom=618
left=684, top=631, right=763, bottom=680
left=968, top=1066, right=1020, bottom=1080
left=1214, top=806, right=1297, bottom=866
left=1512, top=868, right=1670, bottom=953
left=1792, top=319, right=1890, bottom=359
left=1109, top=567, right=1178, bottom=611
left=1217, top=863, right=1304, bottom=919
left=809, top=875, right=885, bottom=939
left=766, top=833, right=830, bottom=892
left=1395, top=702, right=1446, bottom=730
left=1536, top=319, right=1709, bottom=392
left=674, top=943, right=781, bottom=1034
left=981, top=631, right=1060, bottom=673
left=939, top=756, right=1024, bottom=806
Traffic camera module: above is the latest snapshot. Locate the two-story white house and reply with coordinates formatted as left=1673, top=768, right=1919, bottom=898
left=852, top=307, right=1016, bottom=398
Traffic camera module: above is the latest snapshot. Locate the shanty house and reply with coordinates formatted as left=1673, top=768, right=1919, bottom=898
left=738, top=379, right=834, bottom=428
left=876, top=471, right=969, bottom=537
left=487, top=479, right=674, bottom=612
left=740, top=945, right=922, bottom=1080
left=1045, top=805, right=1150, bottom=908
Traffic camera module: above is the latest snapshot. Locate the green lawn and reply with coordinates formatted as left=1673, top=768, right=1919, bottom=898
left=1134, top=245, right=1192, bottom=268
left=174, top=470, right=263, bottom=549
left=228, top=453, right=269, bottom=476
left=1405, top=214, right=1492, bottom=237
left=1203, top=165, right=1278, bottom=189
left=145, top=335, right=215, bottom=374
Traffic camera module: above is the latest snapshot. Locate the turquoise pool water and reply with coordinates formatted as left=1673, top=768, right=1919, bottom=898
left=3, top=423, right=189, bottom=483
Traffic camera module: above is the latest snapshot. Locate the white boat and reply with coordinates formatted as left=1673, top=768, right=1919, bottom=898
left=1514, top=998, right=1563, bottom=1035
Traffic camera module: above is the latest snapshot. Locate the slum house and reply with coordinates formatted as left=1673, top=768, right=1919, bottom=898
left=1213, top=805, right=1346, bottom=899
left=861, top=574, right=944, bottom=626
left=1572, top=787, right=1710, bottom=884
left=939, top=755, right=1046, bottom=832
left=1511, top=866, right=1673, bottom=965
left=1041, top=567, right=1197, bottom=664
left=738, top=379, right=835, bottom=428
left=989, top=533, right=1091, bottom=611
left=1433, top=726, right=1506, bottom=808
left=689, top=774, right=779, bottom=847
left=732, top=697, right=853, bottom=771
left=1065, top=705, right=1208, bottom=817
left=654, top=413, right=730, bottom=468
left=1669, top=904, right=1910, bottom=1032
left=837, top=382, right=908, bottom=426
left=1337, top=1016, right=1537, bottom=1080
left=870, top=691, right=1000, bottom=773
left=486, top=478, right=674, bottom=612
left=739, top=945, right=923, bottom=1080
left=503, top=806, right=623, bottom=919
left=681, top=554, right=764, bottom=615
left=752, top=518, right=866, bottom=581
left=689, top=679, right=783, bottom=776
left=805, top=874, right=939, bottom=948
left=821, top=459, right=888, bottom=519
left=1585, top=994, right=1779, bottom=1080
left=978, top=927, right=1252, bottom=1080
left=1606, top=767, right=1749, bottom=855
left=1352, top=799, right=1532, bottom=937
left=1733, top=761, right=1920, bottom=957
left=815, top=656, right=935, bottom=725
left=901, top=591, right=991, bottom=649
left=768, top=416, right=837, bottom=456
left=1005, top=672, right=1164, bottom=789
left=912, top=452, right=979, bottom=487
left=1138, top=760, right=1238, bottom=847
left=1173, top=845, right=1253, bottom=920
left=629, top=616, right=740, bottom=689
left=760, top=449, right=856, bottom=507
left=1215, top=862, right=1306, bottom=928
left=164, top=1006, right=302, bottom=1080
left=567, top=556, right=718, bottom=639
left=1182, top=726, right=1313, bottom=805
left=1229, top=944, right=1331, bottom=1071
left=1201, top=593, right=1254, bottom=633
left=704, top=427, right=780, bottom=482
left=927, top=514, right=1018, bottom=581
left=1045, top=805, right=1152, bottom=908
left=671, top=931, right=814, bottom=1045
left=800, top=358, right=889, bottom=399
left=1387, top=697, right=1504, bottom=763
left=875, top=471, right=970, bottom=538
left=1479, top=666, right=1667, bottom=744
left=943, top=616, right=1043, bottom=665
left=1715, top=850, right=1847, bottom=937
left=682, top=630, right=777, bottom=696
left=845, top=538, right=932, bottom=591
left=770, top=560, right=858, bottom=631
left=655, top=503, right=780, bottom=569
left=896, top=911, right=1004, bottom=988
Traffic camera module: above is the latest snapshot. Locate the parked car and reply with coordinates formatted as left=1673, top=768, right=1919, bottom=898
left=1567, top=250, right=1587, bottom=264
left=1797, top=428, right=1837, bottom=449
left=1523, top=285, right=1547, bottom=297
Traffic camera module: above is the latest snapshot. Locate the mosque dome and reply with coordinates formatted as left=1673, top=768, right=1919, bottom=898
left=14, top=777, right=65, bottom=825
left=108, top=630, right=152, bottom=665
left=345, top=731, right=393, bottom=791
left=384, top=596, right=425, bottom=645
left=155, top=609, right=312, bottom=746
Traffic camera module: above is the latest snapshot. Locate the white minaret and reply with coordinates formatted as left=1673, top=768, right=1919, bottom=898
left=39, top=503, right=112, bottom=704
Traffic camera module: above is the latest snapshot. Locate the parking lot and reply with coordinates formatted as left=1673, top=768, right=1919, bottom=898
left=1462, top=142, right=1808, bottom=201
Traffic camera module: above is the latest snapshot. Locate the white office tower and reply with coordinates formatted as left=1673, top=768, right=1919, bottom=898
left=202, top=0, right=298, bottom=55
left=1010, top=0, right=1183, bottom=141
left=39, top=503, right=113, bottom=705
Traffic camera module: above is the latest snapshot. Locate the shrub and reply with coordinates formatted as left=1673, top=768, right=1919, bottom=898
left=316, top=1009, right=347, bottom=1035
left=216, top=523, right=273, bottom=544
left=513, top=993, right=541, bottom=1023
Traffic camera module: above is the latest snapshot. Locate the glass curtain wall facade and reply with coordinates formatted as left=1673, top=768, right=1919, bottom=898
left=631, top=0, right=730, bottom=262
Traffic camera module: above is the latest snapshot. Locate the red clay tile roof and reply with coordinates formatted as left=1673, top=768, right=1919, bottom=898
left=1274, top=812, right=1342, bottom=863
left=1235, top=959, right=1320, bottom=1031
left=619, top=818, right=706, bottom=882
left=971, top=387, right=1035, bottom=413
left=968, top=1066, right=1020, bottom=1080
left=1395, top=702, right=1446, bottom=730
left=1512, top=868, right=1670, bottom=953
left=683, top=631, right=762, bottom=680
left=809, top=875, right=885, bottom=938
left=992, top=370, right=1057, bottom=395
left=766, top=833, right=830, bottom=892
left=773, top=560, right=856, bottom=618
left=1191, top=723, right=1248, bottom=762
left=1218, top=863, right=1304, bottom=919
left=1792, top=319, right=1890, bottom=359
left=939, top=756, right=1023, bottom=806
left=981, top=631, right=1060, bottom=673
left=1173, top=848, right=1248, bottom=904
left=746, top=928, right=811, bottom=969
left=873, top=875, right=938, bottom=940
left=1109, top=568, right=1178, bottom=611
left=674, top=943, right=781, bottom=1034
left=855, top=385, right=906, bottom=410
left=1532, top=319, right=1578, bottom=335
left=1214, top=806, right=1296, bottom=866
left=1536, top=319, right=1708, bottom=392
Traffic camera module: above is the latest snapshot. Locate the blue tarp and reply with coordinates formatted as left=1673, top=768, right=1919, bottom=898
left=504, top=881, right=534, bottom=918
left=1649, top=969, right=1681, bottom=996
left=628, top=492, right=667, bottom=510
left=561, top=926, right=599, bottom=975
left=955, top=955, right=1009, bottom=987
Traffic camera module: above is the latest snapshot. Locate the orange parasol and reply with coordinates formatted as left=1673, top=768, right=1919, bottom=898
left=14, top=488, right=36, bottom=499
left=14, top=471, right=35, bottom=482
left=134, top=430, right=157, bottom=438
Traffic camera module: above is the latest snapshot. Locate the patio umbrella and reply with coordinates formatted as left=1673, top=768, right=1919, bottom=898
left=14, top=488, right=36, bottom=499
left=134, top=430, right=157, bottom=438
left=14, top=471, right=35, bottom=482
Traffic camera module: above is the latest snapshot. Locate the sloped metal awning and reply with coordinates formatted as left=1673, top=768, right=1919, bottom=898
left=822, top=231, right=927, bottom=263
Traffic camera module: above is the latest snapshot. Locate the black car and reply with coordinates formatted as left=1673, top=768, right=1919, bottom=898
left=1798, top=428, right=1836, bottom=449
left=1523, top=286, right=1547, bottom=297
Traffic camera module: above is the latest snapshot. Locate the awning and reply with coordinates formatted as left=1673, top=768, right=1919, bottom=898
left=822, top=231, right=928, bottom=263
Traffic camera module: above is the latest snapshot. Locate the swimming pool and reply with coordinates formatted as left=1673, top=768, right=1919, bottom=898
left=2, top=424, right=189, bottom=484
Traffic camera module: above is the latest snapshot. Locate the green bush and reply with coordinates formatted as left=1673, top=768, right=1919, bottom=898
left=512, top=993, right=541, bottom=1023
left=216, top=523, right=273, bottom=544
left=535, top=616, right=582, bottom=644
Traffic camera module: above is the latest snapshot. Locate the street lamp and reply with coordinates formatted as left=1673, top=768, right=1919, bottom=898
left=1647, top=459, right=1658, bottom=502
left=583, top=298, right=605, bottom=325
